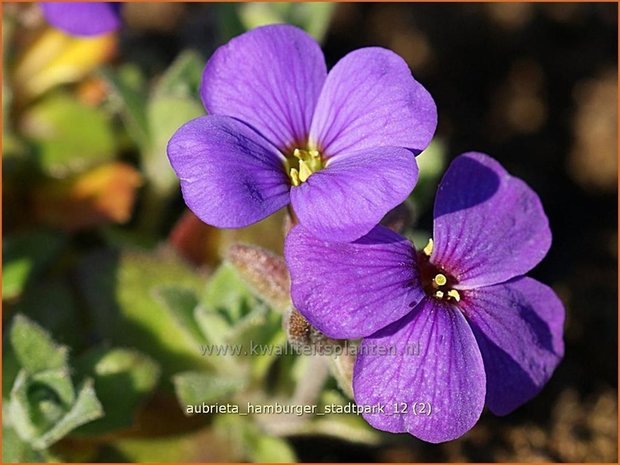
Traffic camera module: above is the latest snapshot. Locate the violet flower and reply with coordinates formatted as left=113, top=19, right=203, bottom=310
left=41, top=2, right=122, bottom=37
left=285, top=152, right=565, bottom=443
left=167, top=24, right=436, bottom=242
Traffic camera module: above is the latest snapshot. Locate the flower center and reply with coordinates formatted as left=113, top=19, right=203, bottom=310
left=417, top=238, right=461, bottom=303
left=285, top=148, right=324, bottom=186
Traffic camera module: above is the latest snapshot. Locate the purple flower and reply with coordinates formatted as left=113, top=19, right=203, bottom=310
left=167, top=24, right=437, bottom=242
left=41, top=2, right=122, bottom=37
left=285, top=152, right=565, bottom=443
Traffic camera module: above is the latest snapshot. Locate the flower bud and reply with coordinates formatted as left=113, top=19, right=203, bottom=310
left=225, top=243, right=290, bottom=311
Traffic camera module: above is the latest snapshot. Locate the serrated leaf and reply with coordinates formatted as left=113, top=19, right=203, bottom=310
left=154, top=286, right=204, bottom=344
left=10, top=315, right=68, bottom=373
left=20, top=92, right=116, bottom=178
left=3, top=231, right=65, bottom=301
left=74, top=348, right=160, bottom=434
left=174, top=371, right=244, bottom=410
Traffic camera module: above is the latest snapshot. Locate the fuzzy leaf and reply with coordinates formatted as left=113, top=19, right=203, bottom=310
left=194, top=307, right=232, bottom=347
left=2, top=423, right=44, bottom=463
left=9, top=371, right=103, bottom=449
left=32, top=379, right=103, bottom=449
left=202, top=263, right=253, bottom=322
left=10, top=315, right=68, bottom=374
left=154, top=286, right=204, bottom=344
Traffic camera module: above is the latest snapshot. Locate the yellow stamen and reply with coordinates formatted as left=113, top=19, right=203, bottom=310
left=423, top=238, right=434, bottom=256
left=287, top=148, right=324, bottom=186
left=447, top=289, right=461, bottom=302
left=434, top=290, right=444, bottom=299
left=298, top=159, right=312, bottom=182
left=290, top=168, right=301, bottom=187
left=433, top=273, right=447, bottom=287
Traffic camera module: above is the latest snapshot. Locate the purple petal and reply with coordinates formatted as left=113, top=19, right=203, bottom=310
left=201, top=24, right=326, bottom=152
left=285, top=225, right=423, bottom=339
left=353, top=298, right=486, bottom=443
left=167, top=115, right=290, bottom=228
left=462, top=277, right=565, bottom=415
left=309, top=47, right=437, bottom=158
left=431, top=152, right=551, bottom=289
left=41, top=2, right=122, bottom=37
left=290, top=146, right=418, bottom=242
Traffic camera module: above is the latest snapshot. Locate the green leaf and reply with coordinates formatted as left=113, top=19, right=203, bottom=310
left=173, top=371, right=244, bottom=409
left=10, top=315, right=68, bottom=374
left=8, top=368, right=96, bottom=449
left=100, top=65, right=150, bottom=150
left=30, top=368, right=77, bottom=408
left=137, top=51, right=204, bottom=232
left=196, top=263, right=270, bottom=348
left=3, top=231, right=65, bottom=301
left=21, top=92, right=116, bottom=178
left=32, top=379, right=103, bottom=449
left=2, top=423, right=44, bottom=463
left=194, top=307, right=232, bottom=346
left=145, top=95, right=203, bottom=194
left=74, top=348, right=160, bottom=434
left=154, top=286, right=205, bottom=344
left=251, top=435, right=297, bottom=463
left=202, top=263, right=254, bottom=323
